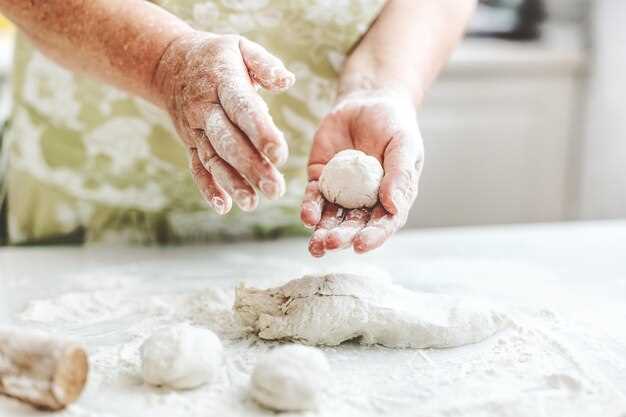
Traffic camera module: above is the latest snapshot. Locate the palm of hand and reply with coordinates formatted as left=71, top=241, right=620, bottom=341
left=301, top=90, right=424, bottom=257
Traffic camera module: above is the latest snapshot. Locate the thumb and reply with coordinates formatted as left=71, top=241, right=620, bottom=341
left=379, top=135, right=423, bottom=215
left=239, top=37, right=295, bottom=92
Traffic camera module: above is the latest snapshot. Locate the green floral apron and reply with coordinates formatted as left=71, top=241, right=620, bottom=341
left=1, top=0, right=384, bottom=244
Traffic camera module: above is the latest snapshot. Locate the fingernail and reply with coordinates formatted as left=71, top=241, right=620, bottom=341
left=264, top=143, right=287, bottom=166
left=259, top=177, right=285, bottom=199
left=353, top=237, right=368, bottom=254
left=309, top=230, right=327, bottom=257
left=272, top=70, right=296, bottom=91
left=259, top=179, right=277, bottom=198
left=301, top=215, right=316, bottom=229
left=234, top=190, right=256, bottom=212
left=211, top=197, right=226, bottom=215
left=300, top=206, right=317, bottom=229
left=325, top=231, right=349, bottom=251
left=283, top=71, right=296, bottom=87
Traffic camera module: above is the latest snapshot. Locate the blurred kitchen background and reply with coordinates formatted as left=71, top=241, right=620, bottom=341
left=0, top=0, right=623, bottom=233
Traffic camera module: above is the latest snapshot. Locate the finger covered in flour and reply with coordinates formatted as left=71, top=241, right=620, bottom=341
left=300, top=180, right=324, bottom=229
left=217, top=64, right=289, bottom=166
left=353, top=204, right=408, bottom=254
left=308, top=203, right=344, bottom=257
left=194, top=131, right=258, bottom=212
left=324, top=208, right=369, bottom=251
left=204, top=105, right=285, bottom=200
left=239, top=37, right=295, bottom=92
left=189, top=148, right=231, bottom=215
left=379, top=130, right=423, bottom=216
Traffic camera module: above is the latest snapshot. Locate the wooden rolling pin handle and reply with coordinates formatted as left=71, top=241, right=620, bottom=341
left=0, top=327, right=89, bottom=411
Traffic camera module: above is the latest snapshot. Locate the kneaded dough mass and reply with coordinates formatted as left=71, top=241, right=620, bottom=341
left=250, top=344, right=330, bottom=412
left=319, top=149, right=384, bottom=208
left=235, top=273, right=508, bottom=348
left=140, top=324, right=223, bottom=389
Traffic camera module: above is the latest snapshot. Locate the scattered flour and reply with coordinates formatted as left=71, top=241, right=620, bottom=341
left=6, top=261, right=626, bottom=417
left=20, top=291, right=172, bottom=325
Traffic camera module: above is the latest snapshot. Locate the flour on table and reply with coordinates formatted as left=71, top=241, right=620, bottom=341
left=249, top=344, right=329, bottom=412
left=20, top=290, right=174, bottom=325
left=140, top=324, right=223, bottom=390
left=235, top=273, right=509, bottom=348
left=8, top=258, right=626, bottom=417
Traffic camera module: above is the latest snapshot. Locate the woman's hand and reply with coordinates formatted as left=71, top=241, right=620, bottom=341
left=301, top=88, right=424, bottom=257
left=153, top=31, right=295, bottom=215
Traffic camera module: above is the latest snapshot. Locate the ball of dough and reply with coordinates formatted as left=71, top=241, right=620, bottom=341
left=319, top=149, right=384, bottom=208
left=140, top=324, right=222, bottom=389
left=250, top=344, right=330, bottom=411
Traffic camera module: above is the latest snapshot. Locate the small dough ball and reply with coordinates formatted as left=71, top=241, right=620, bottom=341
left=140, top=324, right=222, bottom=389
left=250, top=344, right=330, bottom=412
left=319, top=149, right=384, bottom=208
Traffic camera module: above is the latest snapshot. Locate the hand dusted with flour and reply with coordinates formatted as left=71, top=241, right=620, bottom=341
left=302, top=88, right=424, bottom=256
left=1, top=0, right=304, bottom=243
left=301, top=0, right=475, bottom=256
left=153, top=32, right=295, bottom=214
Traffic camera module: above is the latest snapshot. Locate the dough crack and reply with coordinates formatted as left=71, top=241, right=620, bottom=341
left=234, top=273, right=509, bottom=348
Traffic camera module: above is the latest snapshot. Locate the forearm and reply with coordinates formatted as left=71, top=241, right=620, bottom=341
left=0, top=0, right=193, bottom=105
left=340, top=0, right=476, bottom=105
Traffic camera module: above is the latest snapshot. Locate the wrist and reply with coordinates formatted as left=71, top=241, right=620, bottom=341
left=336, top=73, right=420, bottom=109
left=149, top=26, right=199, bottom=108
left=337, top=72, right=423, bottom=109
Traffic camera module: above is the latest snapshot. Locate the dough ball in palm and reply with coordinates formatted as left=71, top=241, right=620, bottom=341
left=319, top=149, right=384, bottom=209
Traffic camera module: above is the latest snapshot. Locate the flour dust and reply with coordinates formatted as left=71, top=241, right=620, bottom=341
left=6, top=261, right=626, bottom=417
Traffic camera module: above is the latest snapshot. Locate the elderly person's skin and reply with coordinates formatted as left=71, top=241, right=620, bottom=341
left=302, top=0, right=476, bottom=256
left=0, top=0, right=475, bottom=256
left=0, top=0, right=295, bottom=214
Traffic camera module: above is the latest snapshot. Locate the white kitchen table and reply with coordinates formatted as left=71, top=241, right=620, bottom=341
left=1, top=221, right=626, bottom=416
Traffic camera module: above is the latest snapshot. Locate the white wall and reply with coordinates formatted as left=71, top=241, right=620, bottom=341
left=578, top=0, right=626, bottom=219
left=545, top=0, right=588, bottom=22
left=405, top=24, right=586, bottom=229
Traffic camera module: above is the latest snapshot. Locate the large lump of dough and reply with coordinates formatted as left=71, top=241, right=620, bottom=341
left=234, top=273, right=508, bottom=348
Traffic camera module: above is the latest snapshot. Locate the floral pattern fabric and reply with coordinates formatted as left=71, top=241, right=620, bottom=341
left=2, top=0, right=384, bottom=244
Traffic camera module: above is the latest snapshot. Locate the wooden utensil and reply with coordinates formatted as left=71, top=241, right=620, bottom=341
left=0, top=327, right=88, bottom=410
